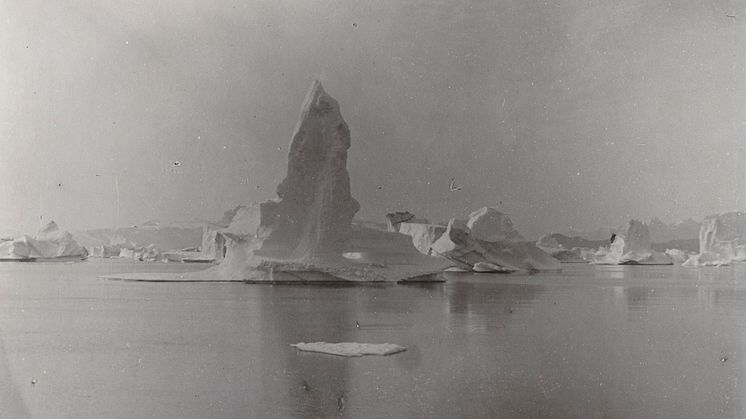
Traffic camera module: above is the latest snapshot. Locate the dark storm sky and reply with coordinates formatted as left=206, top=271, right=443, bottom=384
left=1, top=0, right=744, bottom=238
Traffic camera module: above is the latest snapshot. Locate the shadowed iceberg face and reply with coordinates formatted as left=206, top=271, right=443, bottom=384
left=256, top=81, right=360, bottom=261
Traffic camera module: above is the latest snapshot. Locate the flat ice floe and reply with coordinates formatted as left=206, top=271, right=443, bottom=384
left=100, top=272, right=244, bottom=282
left=290, top=342, right=407, bottom=357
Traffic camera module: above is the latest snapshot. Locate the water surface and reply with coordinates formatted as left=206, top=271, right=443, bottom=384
left=1, top=260, right=745, bottom=418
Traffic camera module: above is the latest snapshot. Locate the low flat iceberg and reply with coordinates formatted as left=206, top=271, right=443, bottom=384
left=472, top=262, right=514, bottom=273
left=290, top=342, right=407, bottom=357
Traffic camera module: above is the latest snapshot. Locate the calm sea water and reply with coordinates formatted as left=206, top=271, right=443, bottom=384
left=1, top=260, right=746, bottom=418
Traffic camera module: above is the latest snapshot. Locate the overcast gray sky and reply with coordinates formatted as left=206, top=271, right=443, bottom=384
left=1, top=0, right=744, bottom=238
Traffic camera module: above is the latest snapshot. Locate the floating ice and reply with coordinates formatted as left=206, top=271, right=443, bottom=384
left=683, top=212, right=746, bottom=267
left=397, top=222, right=446, bottom=255
left=191, top=205, right=261, bottom=263
left=209, top=221, right=451, bottom=283
left=431, top=208, right=561, bottom=272
left=254, top=80, right=359, bottom=261
left=0, top=221, right=87, bottom=260
left=290, top=342, right=407, bottom=357
left=472, top=262, right=514, bottom=273
left=467, top=207, right=525, bottom=242
left=590, top=220, right=672, bottom=265
left=665, top=248, right=690, bottom=264
left=76, top=223, right=202, bottom=259
left=535, top=234, right=588, bottom=263
left=104, top=81, right=452, bottom=282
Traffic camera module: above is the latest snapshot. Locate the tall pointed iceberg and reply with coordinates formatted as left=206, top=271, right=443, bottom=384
left=256, top=81, right=360, bottom=261
left=103, top=81, right=452, bottom=282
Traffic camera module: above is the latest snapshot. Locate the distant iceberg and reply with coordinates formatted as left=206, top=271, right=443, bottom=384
left=396, top=222, right=446, bottom=255
left=104, top=81, right=452, bottom=282
left=117, top=244, right=162, bottom=262
left=590, top=220, right=672, bottom=265
left=665, top=248, right=690, bottom=264
left=535, top=234, right=588, bottom=263
left=0, top=221, right=87, bottom=261
left=683, top=212, right=746, bottom=267
left=184, top=205, right=261, bottom=263
left=430, top=207, right=560, bottom=272
left=466, top=207, right=526, bottom=242
left=563, top=217, right=700, bottom=243
left=74, top=223, right=201, bottom=253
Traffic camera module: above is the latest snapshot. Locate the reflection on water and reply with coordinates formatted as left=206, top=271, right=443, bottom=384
left=0, top=261, right=746, bottom=418
left=0, top=331, right=30, bottom=418
left=256, top=285, right=356, bottom=419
